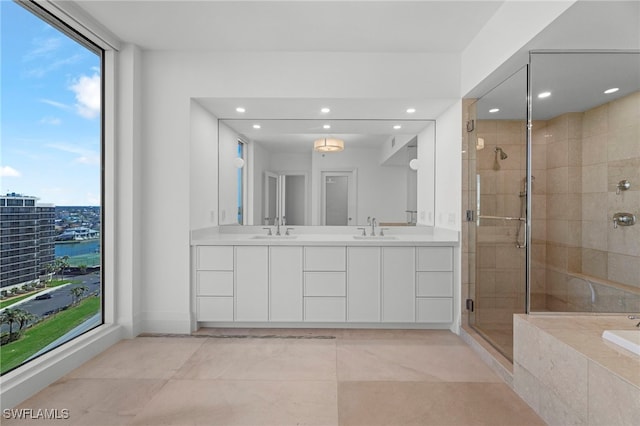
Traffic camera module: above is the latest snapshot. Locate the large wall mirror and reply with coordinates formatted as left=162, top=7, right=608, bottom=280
left=218, top=119, right=435, bottom=227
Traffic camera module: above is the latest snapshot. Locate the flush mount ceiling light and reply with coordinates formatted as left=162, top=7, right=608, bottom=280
left=537, top=91, right=551, bottom=98
left=236, top=107, right=246, bottom=113
left=406, top=108, right=416, bottom=114
left=320, top=107, right=331, bottom=113
left=393, top=125, right=402, bottom=130
left=253, top=124, right=261, bottom=129
left=314, top=137, right=344, bottom=152
left=323, top=124, right=331, bottom=129
left=604, top=87, right=619, bottom=94
left=489, top=108, right=500, bottom=113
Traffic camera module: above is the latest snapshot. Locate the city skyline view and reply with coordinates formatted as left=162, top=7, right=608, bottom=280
left=1, top=1, right=101, bottom=206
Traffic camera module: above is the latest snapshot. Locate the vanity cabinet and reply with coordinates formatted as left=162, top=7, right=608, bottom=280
left=194, top=241, right=456, bottom=326
left=303, top=247, right=346, bottom=322
left=269, top=246, right=303, bottom=321
left=347, top=247, right=380, bottom=322
left=235, top=246, right=269, bottom=321
left=382, top=247, right=416, bottom=322
left=415, top=247, right=453, bottom=323
left=195, top=246, right=234, bottom=321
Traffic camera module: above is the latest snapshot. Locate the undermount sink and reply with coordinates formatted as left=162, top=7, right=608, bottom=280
left=251, top=235, right=298, bottom=239
left=353, top=235, right=398, bottom=240
left=602, top=330, right=640, bottom=355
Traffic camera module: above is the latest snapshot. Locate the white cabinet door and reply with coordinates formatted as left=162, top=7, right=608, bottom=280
left=382, top=247, right=415, bottom=322
left=197, top=246, right=234, bottom=270
left=235, top=246, right=269, bottom=321
left=347, top=247, right=380, bottom=322
left=270, top=246, right=303, bottom=322
left=304, top=247, right=346, bottom=271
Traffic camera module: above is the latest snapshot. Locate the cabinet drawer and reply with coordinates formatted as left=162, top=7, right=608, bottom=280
left=416, top=298, right=453, bottom=323
left=304, top=297, right=346, bottom=322
left=416, top=247, right=452, bottom=271
left=304, top=272, right=346, bottom=296
left=197, top=246, right=234, bottom=270
left=197, top=271, right=233, bottom=296
left=304, top=247, right=346, bottom=271
left=416, top=272, right=453, bottom=297
left=197, top=297, right=234, bottom=321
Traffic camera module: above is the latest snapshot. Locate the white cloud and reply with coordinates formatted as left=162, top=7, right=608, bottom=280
left=70, top=73, right=101, bottom=119
left=26, top=54, right=83, bottom=78
left=23, top=37, right=61, bottom=61
left=86, top=192, right=100, bottom=206
left=48, top=143, right=100, bottom=166
left=1, top=166, right=22, bottom=177
left=39, top=116, right=62, bottom=125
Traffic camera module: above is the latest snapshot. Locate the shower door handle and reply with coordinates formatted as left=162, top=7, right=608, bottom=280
left=477, top=215, right=525, bottom=222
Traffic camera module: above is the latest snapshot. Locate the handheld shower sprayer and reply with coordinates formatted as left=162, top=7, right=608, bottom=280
left=495, top=147, right=508, bottom=160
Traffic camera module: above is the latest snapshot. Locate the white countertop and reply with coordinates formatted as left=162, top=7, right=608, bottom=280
left=191, top=226, right=459, bottom=247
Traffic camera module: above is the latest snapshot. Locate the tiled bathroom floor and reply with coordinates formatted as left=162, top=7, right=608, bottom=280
left=5, top=329, right=545, bottom=425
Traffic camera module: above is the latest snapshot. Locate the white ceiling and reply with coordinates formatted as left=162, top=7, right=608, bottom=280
left=74, top=0, right=504, bottom=52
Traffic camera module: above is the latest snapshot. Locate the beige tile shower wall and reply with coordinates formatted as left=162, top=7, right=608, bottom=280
left=581, top=91, right=640, bottom=294
left=533, top=91, right=640, bottom=312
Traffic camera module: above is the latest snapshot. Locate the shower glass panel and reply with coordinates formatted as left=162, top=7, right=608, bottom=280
left=468, top=66, right=528, bottom=361
left=529, top=52, right=640, bottom=313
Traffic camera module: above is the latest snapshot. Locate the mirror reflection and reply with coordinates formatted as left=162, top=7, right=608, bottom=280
left=218, top=119, right=435, bottom=226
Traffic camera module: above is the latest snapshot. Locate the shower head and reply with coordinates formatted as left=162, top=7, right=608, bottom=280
left=495, top=147, right=508, bottom=160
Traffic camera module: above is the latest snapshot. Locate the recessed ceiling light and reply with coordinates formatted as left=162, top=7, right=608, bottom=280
left=253, top=124, right=261, bottom=129
left=320, top=107, right=331, bottom=113
left=406, top=108, right=416, bottom=114
left=489, top=108, right=500, bottom=113
left=393, top=125, right=402, bottom=130
left=604, top=87, right=619, bottom=94
left=323, top=124, right=331, bottom=129
left=236, top=107, right=246, bottom=113
left=537, top=91, right=551, bottom=99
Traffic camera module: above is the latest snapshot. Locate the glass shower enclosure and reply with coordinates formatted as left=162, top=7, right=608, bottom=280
left=467, top=51, right=640, bottom=362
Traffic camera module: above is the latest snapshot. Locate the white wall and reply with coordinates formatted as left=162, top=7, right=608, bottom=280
left=190, top=101, right=219, bottom=229
left=416, top=122, right=435, bottom=226
left=434, top=101, right=462, bottom=232
left=218, top=122, right=241, bottom=225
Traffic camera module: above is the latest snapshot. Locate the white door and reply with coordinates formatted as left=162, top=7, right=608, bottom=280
left=263, top=172, right=278, bottom=225
left=235, top=246, right=268, bottom=321
left=382, top=247, right=415, bottom=322
left=270, top=246, right=303, bottom=321
left=347, top=247, right=381, bottom=322
left=321, top=171, right=356, bottom=226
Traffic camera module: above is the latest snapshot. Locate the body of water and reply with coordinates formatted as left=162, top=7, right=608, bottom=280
left=55, top=240, right=100, bottom=258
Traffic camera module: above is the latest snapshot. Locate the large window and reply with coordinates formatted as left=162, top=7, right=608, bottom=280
left=0, top=0, right=103, bottom=375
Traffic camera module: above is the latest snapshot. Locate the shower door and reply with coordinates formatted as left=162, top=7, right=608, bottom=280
left=467, top=66, right=529, bottom=361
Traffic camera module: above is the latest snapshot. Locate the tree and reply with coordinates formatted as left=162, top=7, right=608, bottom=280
left=0, top=308, right=20, bottom=336
left=15, top=310, right=37, bottom=331
left=56, top=256, right=70, bottom=280
left=70, top=285, right=88, bottom=305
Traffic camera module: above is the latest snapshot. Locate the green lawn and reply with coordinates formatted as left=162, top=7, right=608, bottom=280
left=0, top=296, right=100, bottom=375
left=0, top=280, right=74, bottom=309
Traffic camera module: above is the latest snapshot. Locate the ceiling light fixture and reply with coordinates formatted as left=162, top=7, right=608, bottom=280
left=537, top=91, right=551, bottom=98
left=320, top=107, right=331, bottom=113
left=314, top=137, right=344, bottom=152
left=323, top=124, right=331, bottom=129
left=393, top=125, right=402, bottom=130
left=253, top=124, right=261, bottom=129
left=489, top=108, right=500, bottom=113
left=406, top=108, right=416, bottom=114
left=236, top=107, right=246, bottom=113
left=604, top=87, right=619, bottom=94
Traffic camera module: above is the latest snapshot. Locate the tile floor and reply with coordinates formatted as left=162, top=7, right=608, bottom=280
left=5, top=329, right=545, bottom=425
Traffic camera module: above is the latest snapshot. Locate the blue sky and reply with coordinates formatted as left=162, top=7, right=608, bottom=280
left=1, top=1, right=101, bottom=206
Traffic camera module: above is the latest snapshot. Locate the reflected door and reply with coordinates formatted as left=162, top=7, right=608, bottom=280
left=321, top=171, right=355, bottom=226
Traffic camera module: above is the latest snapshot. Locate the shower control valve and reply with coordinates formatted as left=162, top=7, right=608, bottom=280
left=612, top=212, right=636, bottom=229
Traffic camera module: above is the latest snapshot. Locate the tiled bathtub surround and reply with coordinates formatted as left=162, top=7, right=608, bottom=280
left=514, top=314, right=640, bottom=425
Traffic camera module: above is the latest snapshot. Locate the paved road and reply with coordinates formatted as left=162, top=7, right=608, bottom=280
left=0, top=272, right=101, bottom=333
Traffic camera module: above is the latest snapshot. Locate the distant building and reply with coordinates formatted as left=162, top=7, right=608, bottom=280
left=0, top=193, right=55, bottom=288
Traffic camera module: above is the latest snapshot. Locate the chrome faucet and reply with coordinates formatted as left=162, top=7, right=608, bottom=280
left=369, top=217, right=377, bottom=236
left=274, top=216, right=281, bottom=236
